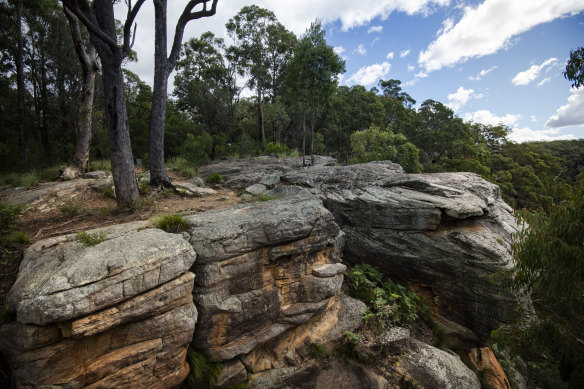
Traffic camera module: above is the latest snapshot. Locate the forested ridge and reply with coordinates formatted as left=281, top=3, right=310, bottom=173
left=1, top=0, right=583, bottom=210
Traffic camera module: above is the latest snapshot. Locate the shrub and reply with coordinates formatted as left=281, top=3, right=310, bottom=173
left=60, top=199, right=82, bottom=216
left=346, top=264, right=428, bottom=329
left=167, top=157, right=197, bottom=179
left=154, top=214, right=188, bottom=233
left=102, top=186, right=115, bottom=199
left=183, top=348, right=222, bottom=389
left=20, top=171, right=40, bottom=189
left=138, top=180, right=149, bottom=196
left=308, top=341, right=329, bottom=361
left=76, top=231, right=105, bottom=246
left=205, top=173, right=223, bottom=185
left=39, top=166, right=60, bottom=182
left=7, top=230, right=30, bottom=244
left=90, top=159, right=111, bottom=172
left=337, top=331, right=371, bottom=364
left=181, top=132, right=213, bottom=166
left=0, top=201, right=24, bottom=235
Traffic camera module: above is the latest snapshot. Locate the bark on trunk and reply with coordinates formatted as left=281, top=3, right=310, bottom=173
left=302, top=108, right=306, bottom=167
left=16, top=0, right=26, bottom=170
left=258, top=87, right=266, bottom=149
left=310, top=103, right=315, bottom=166
left=65, top=6, right=98, bottom=173
left=149, top=0, right=171, bottom=188
left=101, top=64, right=138, bottom=208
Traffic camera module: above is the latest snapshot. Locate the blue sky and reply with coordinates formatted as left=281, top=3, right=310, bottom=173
left=120, top=0, right=584, bottom=142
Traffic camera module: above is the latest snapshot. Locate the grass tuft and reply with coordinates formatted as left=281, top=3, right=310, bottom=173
left=76, top=231, right=105, bottom=246
left=183, top=348, right=222, bottom=389
left=7, top=230, right=30, bottom=244
left=154, top=214, right=189, bottom=233
left=205, top=173, right=223, bottom=185
left=0, top=201, right=24, bottom=235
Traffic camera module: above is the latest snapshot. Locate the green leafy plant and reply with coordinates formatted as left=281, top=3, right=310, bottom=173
left=138, top=180, right=150, bottom=195
left=20, top=171, right=40, bottom=189
left=205, top=173, right=223, bottom=185
left=337, top=331, right=371, bottom=364
left=76, top=231, right=105, bottom=246
left=102, top=186, right=115, bottom=199
left=154, top=214, right=189, bottom=233
left=167, top=157, right=197, bottom=179
left=183, top=348, right=222, bottom=389
left=346, top=264, right=427, bottom=329
left=0, top=201, right=24, bottom=236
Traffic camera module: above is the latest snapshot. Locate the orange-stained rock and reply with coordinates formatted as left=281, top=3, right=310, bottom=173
left=466, top=347, right=511, bottom=389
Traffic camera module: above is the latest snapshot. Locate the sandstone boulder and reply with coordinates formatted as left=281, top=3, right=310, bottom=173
left=1, top=221, right=198, bottom=388
left=283, top=161, right=519, bottom=346
left=186, top=197, right=345, bottom=361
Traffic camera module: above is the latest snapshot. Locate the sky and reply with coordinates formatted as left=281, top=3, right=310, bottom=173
left=116, top=0, right=584, bottom=143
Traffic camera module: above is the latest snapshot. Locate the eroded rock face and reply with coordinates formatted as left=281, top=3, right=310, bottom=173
left=186, top=197, right=345, bottom=361
left=1, top=221, right=198, bottom=388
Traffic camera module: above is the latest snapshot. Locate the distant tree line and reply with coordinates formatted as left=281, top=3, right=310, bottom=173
left=0, top=1, right=583, bottom=210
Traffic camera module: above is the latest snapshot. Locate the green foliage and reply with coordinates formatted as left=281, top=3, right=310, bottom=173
left=0, top=200, right=24, bottom=235
left=166, top=158, right=197, bottom=179
left=258, top=194, right=278, bottom=202
left=20, top=171, right=40, bottom=189
left=181, top=132, right=213, bottom=166
left=337, top=331, right=371, bottom=364
left=494, top=180, right=584, bottom=387
left=183, top=349, right=222, bottom=389
left=265, top=142, right=296, bottom=157
left=75, top=231, right=106, bottom=246
left=564, top=47, right=584, bottom=89
left=154, top=214, right=189, bottom=233
left=205, top=173, right=223, bottom=185
left=6, top=230, right=30, bottom=244
left=138, top=180, right=149, bottom=196
left=349, top=125, right=422, bottom=173
left=102, top=186, right=115, bottom=199
left=89, top=159, right=111, bottom=172
left=346, top=264, right=427, bottom=329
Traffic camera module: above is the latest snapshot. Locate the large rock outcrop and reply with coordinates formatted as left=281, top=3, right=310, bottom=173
left=282, top=161, right=519, bottom=346
left=0, top=221, right=197, bottom=388
left=186, top=197, right=346, bottom=361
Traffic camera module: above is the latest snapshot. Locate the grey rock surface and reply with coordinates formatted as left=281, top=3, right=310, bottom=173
left=246, top=183, right=267, bottom=196
left=283, top=161, right=519, bottom=345
left=186, top=197, right=345, bottom=361
left=402, top=339, right=481, bottom=389
left=8, top=221, right=196, bottom=325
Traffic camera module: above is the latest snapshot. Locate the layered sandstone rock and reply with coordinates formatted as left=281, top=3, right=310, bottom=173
left=0, top=221, right=197, bottom=388
left=186, top=197, right=346, bottom=362
left=282, top=161, right=519, bottom=346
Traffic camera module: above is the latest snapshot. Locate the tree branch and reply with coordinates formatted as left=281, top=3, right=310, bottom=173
left=61, top=0, right=117, bottom=50
left=167, top=0, right=218, bottom=71
left=122, top=0, right=146, bottom=58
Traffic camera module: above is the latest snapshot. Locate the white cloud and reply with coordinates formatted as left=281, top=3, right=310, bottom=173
left=415, top=71, right=428, bottom=78
left=353, top=44, right=367, bottom=56
left=407, top=65, right=415, bottom=72
left=386, top=51, right=394, bottom=59
left=509, top=127, right=576, bottom=143
left=512, top=58, right=558, bottom=86
left=114, top=0, right=451, bottom=87
left=464, top=110, right=520, bottom=127
left=334, top=46, right=346, bottom=55
left=546, top=87, right=584, bottom=128
left=368, top=25, right=383, bottom=33
left=468, top=66, right=498, bottom=81
left=418, top=0, right=584, bottom=72
left=400, top=49, right=410, bottom=58
left=371, top=37, right=380, bottom=46
left=530, top=115, right=537, bottom=122
left=447, top=86, right=481, bottom=111
left=345, top=62, right=392, bottom=86
left=537, top=77, right=551, bottom=87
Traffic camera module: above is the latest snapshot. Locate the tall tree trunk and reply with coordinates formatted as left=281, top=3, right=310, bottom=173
left=16, top=0, right=26, bottom=170
left=149, top=0, right=171, bottom=187
left=101, top=63, right=138, bottom=208
left=302, top=108, right=306, bottom=167
left=65, top=6, right=98, bottom=173
left=310, top=103, right=315, bottom=166
left=40, top=48, right=51, bottom=161
left=258, top=87, right=266, bottom=149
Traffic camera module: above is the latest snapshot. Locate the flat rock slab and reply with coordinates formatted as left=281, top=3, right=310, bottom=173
left=8, top=221, right=196, bottom=325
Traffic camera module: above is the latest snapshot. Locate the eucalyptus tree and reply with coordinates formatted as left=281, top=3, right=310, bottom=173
left=286, top=20, right=344, bottom=165
left=226, top=5, right=293, bottom=148
left=149, top=0, right=218, bottom=188
left=61, top=0, right=145, bottom=209
left=64, top=5, right=98, bottom=173
left=16, top=0, right=26, bottom=169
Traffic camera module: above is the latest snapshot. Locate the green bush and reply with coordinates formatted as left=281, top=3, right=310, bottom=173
left=39, top=166, right=60, bottom=182
left=7, top=230, right=30, bottom=244
left=102, top=186, right=115, bottom=199
left=205, top=173, right=223, bottom=185
left=308, top=341, right=329, bottom=361
left=20, top=171, right=40, bottom=189
left=138, top=180, right=149, bottom=196
left=346, top=264, right=428, bottom=329
left=75, top=231, right=105, bottom=246
left=154, top=214, right=189, bottom=233
left=90, top=159, right=111, bottom=172
left=0, top=201, right=24, bottom=235
left=181, top=132, right=213, bottom=166
left=183, top=348, right=222, bottom=389
left=167, top=157, right=197, bottom=179
left=337, top=331, right=371, bottom=364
